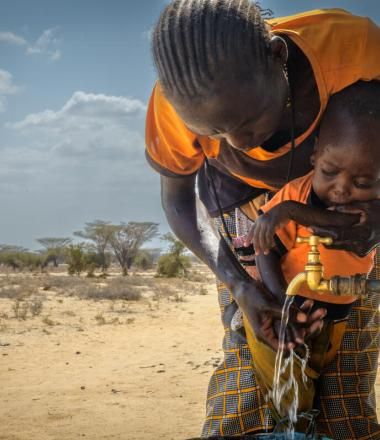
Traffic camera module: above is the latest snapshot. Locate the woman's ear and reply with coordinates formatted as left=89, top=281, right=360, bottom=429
left=269, top=36, right=288, bottom=64
left=310, top=153, right=315, bottom=166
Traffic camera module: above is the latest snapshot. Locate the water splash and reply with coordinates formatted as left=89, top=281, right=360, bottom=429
left=271, top=296, right=310, bottom=434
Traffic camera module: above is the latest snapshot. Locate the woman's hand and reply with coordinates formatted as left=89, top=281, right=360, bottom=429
left=311, top=200, right=380, bottom=257
left=234, top=279, right=326, bottom=351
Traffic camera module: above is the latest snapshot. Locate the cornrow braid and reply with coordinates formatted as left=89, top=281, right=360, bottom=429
left=152, top=0, right=274, bottom=101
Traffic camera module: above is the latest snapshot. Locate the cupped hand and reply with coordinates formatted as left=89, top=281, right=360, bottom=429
left=235, top=280, right=326, bottom=351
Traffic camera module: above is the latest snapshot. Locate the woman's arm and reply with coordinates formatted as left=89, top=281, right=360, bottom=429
left=161, top=174, right=325, bottom=348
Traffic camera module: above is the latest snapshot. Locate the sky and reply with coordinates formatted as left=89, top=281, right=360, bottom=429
left=0, top=0, right=379, bottom=250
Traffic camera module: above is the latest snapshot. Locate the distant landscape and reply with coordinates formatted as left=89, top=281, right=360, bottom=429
left=0, top=222, right=226, bottom=439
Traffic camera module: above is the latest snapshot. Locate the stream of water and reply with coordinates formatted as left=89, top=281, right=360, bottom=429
left=271, top=296, right=310, bottom=435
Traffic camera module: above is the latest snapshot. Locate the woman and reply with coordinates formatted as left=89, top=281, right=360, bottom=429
left=145, top=1, right=380, bottom=438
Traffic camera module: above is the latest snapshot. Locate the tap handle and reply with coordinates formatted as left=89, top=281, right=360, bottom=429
left=296, top=235, right=333, bottom=246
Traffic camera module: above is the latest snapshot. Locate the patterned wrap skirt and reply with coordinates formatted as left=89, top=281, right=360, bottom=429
left=201, top=208, right=380, bottom=440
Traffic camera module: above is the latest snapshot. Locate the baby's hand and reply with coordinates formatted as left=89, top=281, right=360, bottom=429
left=244, top=204, right=290, bottom=255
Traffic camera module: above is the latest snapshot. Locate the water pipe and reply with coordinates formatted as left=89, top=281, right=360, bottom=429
left=286, top=235, right=380, bottom=297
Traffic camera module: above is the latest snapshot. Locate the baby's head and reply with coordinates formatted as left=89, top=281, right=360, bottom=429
left=312, top=81, right=380, bottom=206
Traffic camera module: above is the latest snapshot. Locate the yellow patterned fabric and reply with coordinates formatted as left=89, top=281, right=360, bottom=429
left=244, top=314, right=322, bottom=421
left=201, top=210, right=380, bottom=439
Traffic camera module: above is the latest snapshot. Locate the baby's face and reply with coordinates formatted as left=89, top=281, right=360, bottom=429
left=312, top=143, right=380, bottom=206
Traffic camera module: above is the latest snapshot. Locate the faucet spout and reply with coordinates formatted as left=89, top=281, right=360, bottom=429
left=286, top=236, right=373, bottom=299
left=286, top=272, right=307, bottom=297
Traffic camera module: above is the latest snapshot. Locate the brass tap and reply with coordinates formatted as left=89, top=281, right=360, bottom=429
left=285, top=235, right=379, bottom=298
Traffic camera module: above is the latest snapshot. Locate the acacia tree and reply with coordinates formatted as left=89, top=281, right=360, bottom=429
left=0, top=245, right=30, bottom=271
left=108, top=222, right=159, bottom=275
left=74, top=221, right=114, bottom=272
left=36, top=237, right=72, bottom=267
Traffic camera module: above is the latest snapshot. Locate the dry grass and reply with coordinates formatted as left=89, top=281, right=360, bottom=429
left=0, top=277, right=46, bottom=320
left=185, top=270, right=213, bottom=283
left=0, top=283, right=36, bottom=299
left=12, top=297, right=44, bottom=320
left=74, top=278, right=142, bottom=301
left=0, top=265, right=213, bottom=327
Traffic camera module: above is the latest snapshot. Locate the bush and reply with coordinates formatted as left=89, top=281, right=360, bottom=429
left=156, top=253, right=191, bottom=278
left=0, top=251, right=44, bottom=271
left=133, top=250, right=154, bottom=271
left=66, top=245, right=87, bottom=276
left=156, top=233, right=191, bottom=278
left=85, top=251, right=110, bottom=272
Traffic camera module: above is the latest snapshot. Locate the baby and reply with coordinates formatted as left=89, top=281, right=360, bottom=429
left=244, top=81, right=380, bottom=421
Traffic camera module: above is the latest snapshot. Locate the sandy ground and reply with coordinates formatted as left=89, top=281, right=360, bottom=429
left=0, top=268, right=222, bottom=440
left=0, top=267, right=379, bottom=440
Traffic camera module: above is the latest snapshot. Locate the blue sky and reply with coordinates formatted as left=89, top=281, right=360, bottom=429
left=0, top=0, right=379, bottom=249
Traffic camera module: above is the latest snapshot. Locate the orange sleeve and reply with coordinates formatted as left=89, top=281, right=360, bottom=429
left=259, top=174, right=312, bottom=251
left=145, top=83, right=205, bottom=177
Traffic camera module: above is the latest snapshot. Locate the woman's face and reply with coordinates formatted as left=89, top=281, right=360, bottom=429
left=173, top=67, right=288, bottom=151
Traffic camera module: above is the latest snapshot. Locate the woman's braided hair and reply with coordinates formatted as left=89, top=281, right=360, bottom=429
left=152, top=0, right=274, bottom=100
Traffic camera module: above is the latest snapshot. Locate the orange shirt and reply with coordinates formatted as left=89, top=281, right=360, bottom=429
left=260, top=172, right=375, bottom=304
left=146, top=9, right=380, bottom=191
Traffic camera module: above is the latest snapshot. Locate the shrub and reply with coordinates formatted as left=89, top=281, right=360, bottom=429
left=133, top=250, right=154, bottom=271
left=156, top=253, right=191, bottom=278
left=156, top=233, right=192, bottom=278
left=0, top=251, right=44, bottom=272
left=12, top=297, right=44, bottom=320
left=66, top=245, right=87, bottom=276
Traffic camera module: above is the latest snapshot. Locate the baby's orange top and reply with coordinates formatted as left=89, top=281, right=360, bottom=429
left=260, top=172, right=375, bottom=304
left=146, top=9, right=380, bottom=191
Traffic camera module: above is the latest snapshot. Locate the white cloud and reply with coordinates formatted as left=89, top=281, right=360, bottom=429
left=6, top=91, right=148, bottom=170
left=1, top=91, right=163, bottom=248
left=50, top=49, right=61, bottom=61
left=3, top=91, right=150, bottom=185
left=0, top=31, right=27, bottom=46
left=27, top=27, right=62, bottom=61
left=0, top=28, right=62, bottom=61
left=0, top=69, right=21, bottom=113
left=0, top=69, right=20, bottom=95
left=8, top=91, right=146, bottom=130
